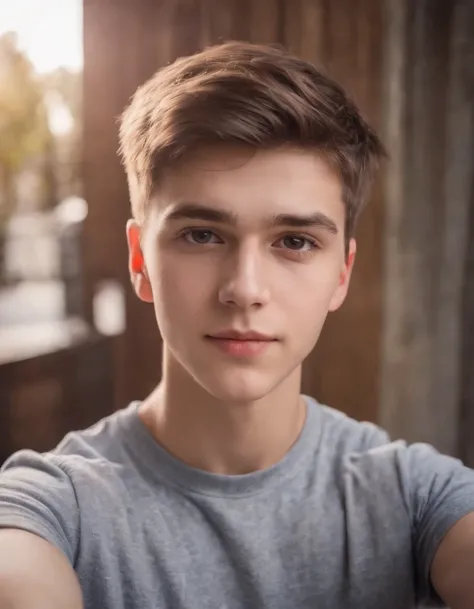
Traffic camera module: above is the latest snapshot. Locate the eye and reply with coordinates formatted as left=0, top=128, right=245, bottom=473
left=275, top=235, right=318, bottom=252
left=182, top=229, right=222, bottom=245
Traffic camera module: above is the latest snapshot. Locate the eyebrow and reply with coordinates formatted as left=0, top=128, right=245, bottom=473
left=163, top=202, right=339, bottom=234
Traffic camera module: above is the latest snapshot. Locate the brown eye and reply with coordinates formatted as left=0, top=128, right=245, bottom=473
left=183, top=229, right=220, bottom=244
left=276, top=235, right=317, bottom=252
left=283, top=236, right=307, bottom=250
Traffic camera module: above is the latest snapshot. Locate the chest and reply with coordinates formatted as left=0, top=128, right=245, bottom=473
left=76, top=485, right=415, bottom=609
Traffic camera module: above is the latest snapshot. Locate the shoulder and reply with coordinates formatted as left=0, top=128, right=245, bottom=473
left=0, top=448, right=81, bottom=564
left=313, top=398, right=474, bottom=530
left=309, top=397, right=391, bottom=454
left=52, top=402, right=139, bottom=464
left=0, top=404, right=141, bottom=554
left=309, top=398, right=474, bottom=509
left=46, top=404, right=145, bottom=503
left=0, top=403, right=143, bottom=561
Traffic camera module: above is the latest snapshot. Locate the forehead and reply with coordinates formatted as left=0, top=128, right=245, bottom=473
left=152, top=145, right=345, bottom=226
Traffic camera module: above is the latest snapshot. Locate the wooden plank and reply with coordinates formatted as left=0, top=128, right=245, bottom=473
left=299, top=0, right=325, bottom=64
left=282, top=0, right=302, bottom=56
left=83, top=0, right=164, bottom=405
left=204, top=0, right=251, bottom=44
left=383, top=0, right=438, bottom=444
left=461, top=170, right=474, bottom=465
left=453, top=0, right=474, bottom=464
left=249, top=0, right=280, bottom=44
left=426, top=0, right=461, bottom=455
left=323, top=0, right=359, bottom=94
left=379, top=0, right=410, bottom=435
left=0, top=335, right=115, bottom=463
left=169, top=0, right=205, bottom=58
left=380, top=0, right=464, bottom=452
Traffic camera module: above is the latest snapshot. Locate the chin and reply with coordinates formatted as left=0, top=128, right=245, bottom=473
left=197, top=368, right=279, bottom=404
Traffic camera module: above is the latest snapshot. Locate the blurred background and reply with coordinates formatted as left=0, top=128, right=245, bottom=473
left=0, top=0, right=473, bottom=466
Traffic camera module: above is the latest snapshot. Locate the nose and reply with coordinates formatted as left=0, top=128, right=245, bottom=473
left=218, top=242, right=271, bottom=310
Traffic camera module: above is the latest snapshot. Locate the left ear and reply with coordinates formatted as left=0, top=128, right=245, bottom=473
left=328, top=238, right=357, bottom=312
left=126, top=219, right=154, bottom=304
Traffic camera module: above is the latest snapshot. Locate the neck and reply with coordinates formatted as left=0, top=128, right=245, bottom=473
left=138, top=350, right=307, bottom=476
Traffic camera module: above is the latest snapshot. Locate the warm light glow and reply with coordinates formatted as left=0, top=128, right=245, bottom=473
left=45, top=91, right=75, bottom=135
left=0, top=0, right=82, bottom=74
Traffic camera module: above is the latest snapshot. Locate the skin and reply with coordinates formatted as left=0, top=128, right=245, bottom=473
left=127, top=145, right=355, bottom=475
left=430, top=512, right=474, bottom=608
left=0, top=529, right=83, bottom=608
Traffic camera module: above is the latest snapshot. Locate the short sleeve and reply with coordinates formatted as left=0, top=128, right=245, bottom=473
left=0, top=449, right=80, bottom=565
left=401, top=443, right=474, bottom=605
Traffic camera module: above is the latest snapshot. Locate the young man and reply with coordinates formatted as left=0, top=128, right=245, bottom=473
left=0, top=41, right=473, bottom=609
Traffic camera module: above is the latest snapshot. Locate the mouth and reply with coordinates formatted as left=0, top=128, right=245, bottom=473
left=207, top=330, right=276, bottom=341
left=204, top=330, right=278, bottom=357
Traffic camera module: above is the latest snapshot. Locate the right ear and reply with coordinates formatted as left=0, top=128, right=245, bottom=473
left=126, top=219, right=154, bottom=303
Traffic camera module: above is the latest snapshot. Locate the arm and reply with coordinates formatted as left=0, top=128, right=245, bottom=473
left=431, top=511, right=474, bottom=609
left=0, top=529, right=83, bottom=609
left=0, top=451, right=82, bottom=607
left=402, top=442, right=474, bottom=606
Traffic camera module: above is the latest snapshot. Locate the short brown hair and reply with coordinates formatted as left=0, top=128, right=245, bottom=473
left=119, top=41, right=385, bottom=247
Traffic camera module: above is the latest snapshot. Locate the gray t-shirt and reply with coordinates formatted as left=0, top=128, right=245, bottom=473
left=1, top=396, right=474, bottom=609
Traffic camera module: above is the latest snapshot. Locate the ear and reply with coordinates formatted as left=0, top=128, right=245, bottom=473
left=328, top=238, right=357, bottom=312
left=126, top=219, right=154, bottom=303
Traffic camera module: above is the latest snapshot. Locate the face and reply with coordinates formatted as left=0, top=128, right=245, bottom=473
left=127, top=146, right=356, bottom=403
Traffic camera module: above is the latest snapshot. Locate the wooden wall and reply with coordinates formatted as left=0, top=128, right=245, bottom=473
left=0, top=333, right=115, bottom=464
left=380, top=0, right=474, bottom=458
left=82, top=0, right=385, bottom=421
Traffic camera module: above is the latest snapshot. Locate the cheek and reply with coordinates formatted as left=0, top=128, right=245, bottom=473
left=151, top=255, right=215, bottom=320
left=277, top=262, right=341, bottom=312
left=276, top=264, right=340, bottom=340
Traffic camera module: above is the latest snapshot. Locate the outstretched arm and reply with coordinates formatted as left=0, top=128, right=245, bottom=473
left=0, top=529, right=83, bottom=609
left=431, top=512, right=474, bottom=609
